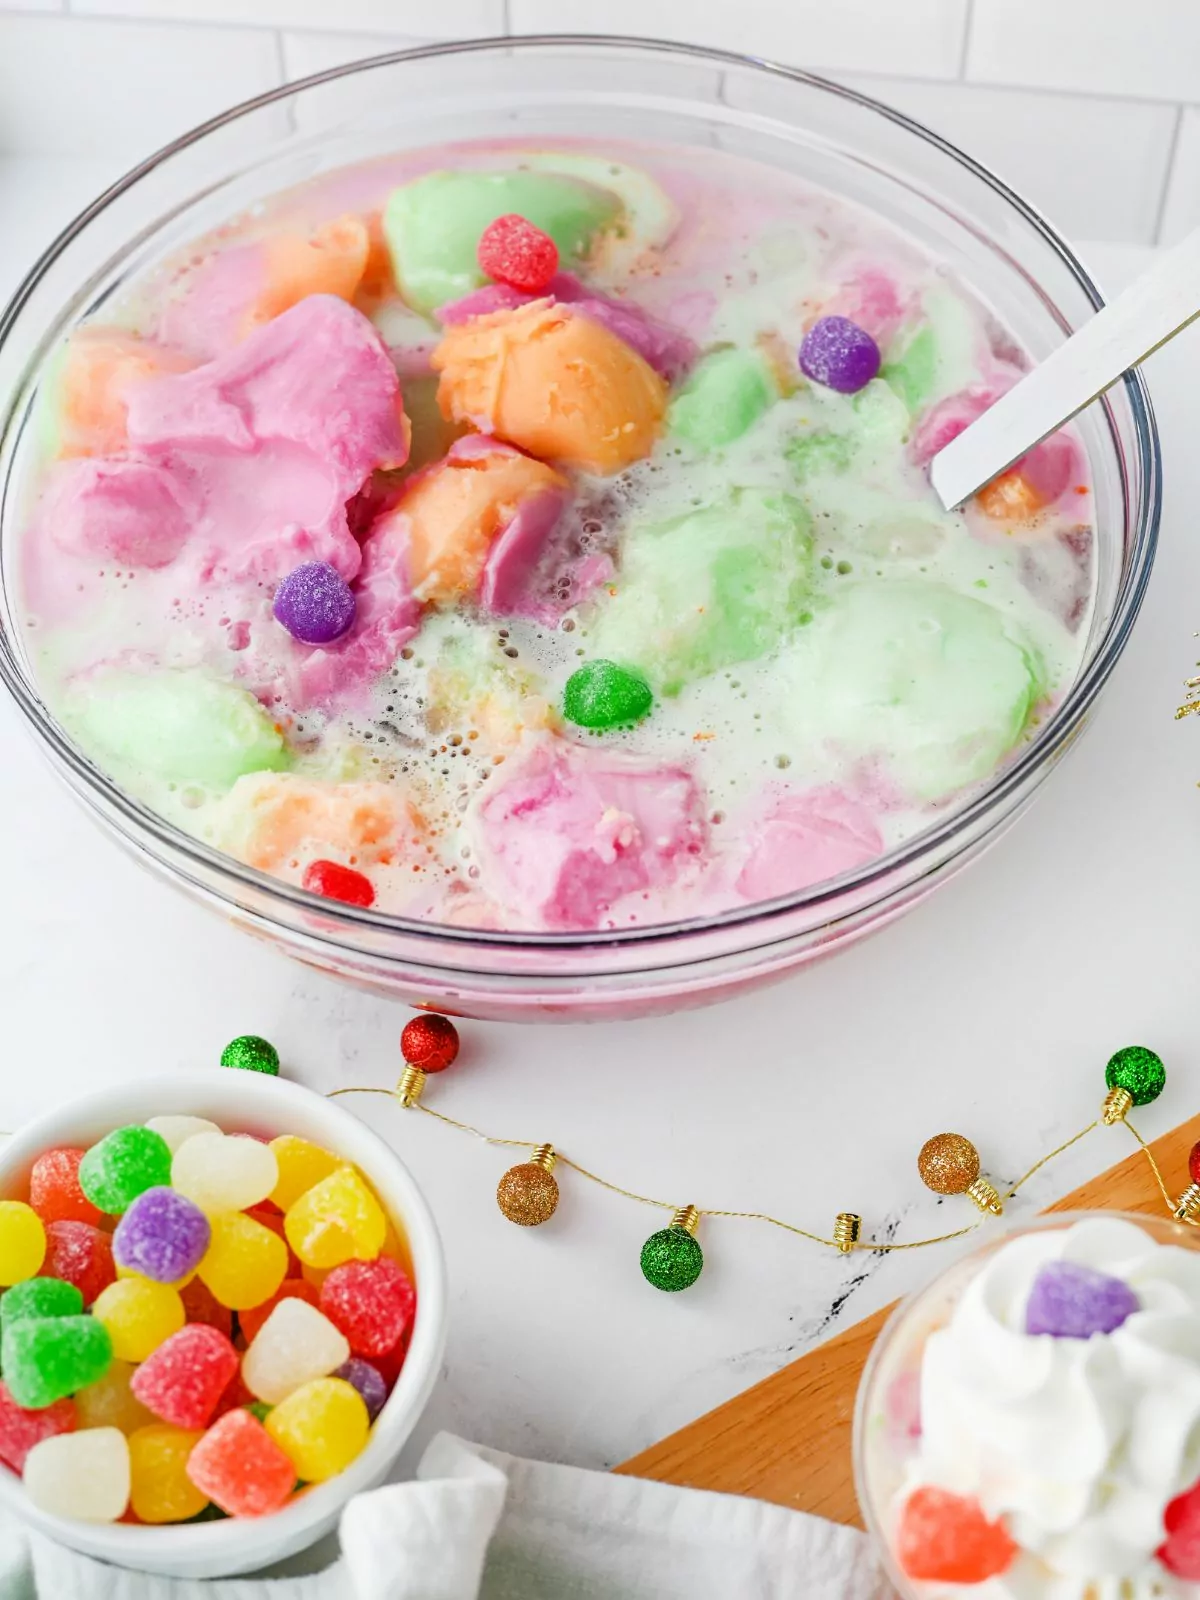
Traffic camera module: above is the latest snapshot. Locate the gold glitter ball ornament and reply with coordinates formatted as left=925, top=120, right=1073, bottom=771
left=918, top=1133, right=980, bottom=1194
left=497, top=1145, right=559, bottom=1226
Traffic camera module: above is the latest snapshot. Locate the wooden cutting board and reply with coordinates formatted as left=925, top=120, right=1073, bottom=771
left=617, top=1112, right=1200, bottom=1526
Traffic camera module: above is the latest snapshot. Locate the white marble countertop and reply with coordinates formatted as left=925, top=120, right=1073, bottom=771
left=2, top=158, right=1198, bottom=1491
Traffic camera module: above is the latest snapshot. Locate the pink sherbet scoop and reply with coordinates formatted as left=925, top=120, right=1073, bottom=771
left=735, top=786, right=883, bottom=903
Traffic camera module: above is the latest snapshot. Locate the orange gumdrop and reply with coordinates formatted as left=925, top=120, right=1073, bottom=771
left=432, top=300, right=667, bottom=475
left=53, top=328, right=193, bottom=459
left=391, top=446, right=566, bottom=605
left=218, top=773, right=425, bottom=875
left=895, top=1486, right=1017, bottom=1584
left=975, top=469, right=1045, bottom=523
left=252, top=215, right=370, bottom=334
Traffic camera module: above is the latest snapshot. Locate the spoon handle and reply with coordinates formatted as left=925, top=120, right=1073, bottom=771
left=930, top=226, right=1200, bottom=511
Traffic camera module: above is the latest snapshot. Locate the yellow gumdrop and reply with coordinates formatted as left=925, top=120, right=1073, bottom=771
left=269, top=1136, right=339, bottom=1212
left=265, top=1377, right=368, bottom=1482
left=284, top=1167, right=386, bottom=1270
left=74, top=1360, right=155, bottom=1434
left=198, top=1212, right=288, bottom=1310
left=128, top=1425, right=208, bottom=1523
left=93, top=1278, right=185, bottom=1364
left=0, top=1201, right=46, bottom=1286
left=116, top=1262, right=195, bottom=1291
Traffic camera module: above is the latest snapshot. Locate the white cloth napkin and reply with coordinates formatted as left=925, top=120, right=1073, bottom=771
left=0, top=1433, right=894, bottom=1600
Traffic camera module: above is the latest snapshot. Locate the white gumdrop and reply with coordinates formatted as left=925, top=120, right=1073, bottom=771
left=243, top=1297, right=350, bottom=1405
left=171, top=1131, right=279, bottom=1214
left=24, top=1427, right=130, bottom=1523
left=145, top=1114, right=222, bottom=1154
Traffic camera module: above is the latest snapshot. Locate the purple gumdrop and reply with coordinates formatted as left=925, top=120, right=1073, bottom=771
left=113, top=1186, right=211, bottom=1284
left=1024, top=1260, right=1140, bottom=1339
left=273, top=561, right=356, bottom=645
left=335, top=1357, right=388, bottom=1422
left=798, top=315, right=881, bottom=394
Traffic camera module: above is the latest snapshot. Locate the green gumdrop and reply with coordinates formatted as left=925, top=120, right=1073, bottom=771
left=784, top=429, right=855, bottom=481
left=562, top=660, right=653, bottom=730
left=668, top=348, right=776, bottom=450
left=793, top=581, right=1046, bottom=801
left=383, top=169, right=622, bottom=316
left=882, top=323, right=937, bottom=412
left=69, top=669, right=290, bottom=791
left=0, top=1278, right=83, bottom=1328
left=591, top=489, right=814, bottom=695
left=78, top=1126, right=173, bottom=1216
left=3, top=1316, right=112, bottom=1408
left=245, top=1401, right=272, bottom=1423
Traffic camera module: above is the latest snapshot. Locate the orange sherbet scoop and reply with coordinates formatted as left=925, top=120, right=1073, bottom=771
left=50, top=329, right=194, bottom=459
left=432, top=300, right=666, bottom=475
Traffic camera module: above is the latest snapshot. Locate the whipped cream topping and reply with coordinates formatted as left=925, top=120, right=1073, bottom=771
left=907, top=1218, right=1200, bottom=1596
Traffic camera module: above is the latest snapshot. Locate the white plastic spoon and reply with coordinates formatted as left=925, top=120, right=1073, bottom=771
left=929, top=225, right=1200, bottom=512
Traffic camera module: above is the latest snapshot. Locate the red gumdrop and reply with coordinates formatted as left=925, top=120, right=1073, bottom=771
left=401, top=1012, right=459, bottom=1073
left=0, top=1382, right=76, bottom=1471
left=896, top=1486, right=1017, bottom=1584
left=41, top=1221, right=115, bottom=1306
left=186, top=1408, right=296, bottom=1518
left=319, top=1256, right=415, bottom=1359
left=1159, top=1478, right=1200, bottom=1579
left=29, top=1148, right=104, bottom=1227
left=477, top=215, right=559, bottom=295
left=1189, top=1141, right=1200, bottom=1188
left=246, top=1206, right=302, bottom=1279
left=238, top=1277, right=319, bottom=1347
left=302, top=859, right=376, bottom=908
left=180, top=1276, right=233, bottom=1340
left=130, top=1324, right=239, bottom=1430
left=211, top=1364, right=256, bottom=1421
left=373, top=1329, right=410, bottom=1392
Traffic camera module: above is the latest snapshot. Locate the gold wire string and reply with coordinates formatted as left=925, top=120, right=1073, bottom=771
left=327, top=1083, right=1189, bottom=1253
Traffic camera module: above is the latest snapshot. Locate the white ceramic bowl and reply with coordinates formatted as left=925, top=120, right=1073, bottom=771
left=0, top=1070, right=447, bottom=1579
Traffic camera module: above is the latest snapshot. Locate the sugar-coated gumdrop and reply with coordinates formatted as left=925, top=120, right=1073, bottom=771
left=372, top=1332, right=410, bottom=1392
left=198, top=1212, right=288, bottom=1310
left=335, top=1358, right=388, bottom=1423
left=245, top=1205, right=302, bottom=1278
left=3, top=1316, right=112, bottom=1409
left=895, top=1486, right=1017, bottom=1583
left=562, top=659, right=653, bottom=731
left=211, top=1366, right=255, bottom=1422
left=302, top=859, right=376, bottom=907
left=73, top=1359, right=154, bottom=1435
left=0, top=1203, right=46, bottom=1286
left=113, top=1185, right=211, bottom=1284
left=29, top=1149, right=103, bottom=1226
left=1158, top=1476, right=1200, bottom=1579
left=42, top=1222, right=115, bottom=1306
left=284, top=1167, right=386, bottom=1270
left=400, top=1013, right=459, bottom=1073
left=23, top=1427, right=130, bottom=1523
left=92, top=1278, right=185, bottom=1364
left=245, top=1400, right=272, bottom=1424
left=268, top=1136, right=339, bottom=1213
left=799, top=315, right=881, bottom=394
left=237, top=1278, right=319, bottom=1347
left=320, top=1257, right=415, bottom=1359
left=1, top=1277, right=82, bottom=1327
left=186, top=1408, right=296, bottom=1518
left=220, top=1036, right=280, bottom=1075
left=273, top=560, right=357, bottom=646
left=266, top=1376, right=368, bottom=1483
left=78, top=1126, right=173, bottom=1215
left=179, top=1276, right=234, bottom=1340
left=127, top=1424, right=208, bottom=1523
left=144, top=1115, right=221, bottom=1154
left=131, top=1324, right=238, bottom=1430
left=172, top=1132, right=279, bottom=1216
left=0, top=1382, right=76, bottom=1470
left=477, top=214, right=559, bottom=294
left=1025, top=1259, right=1140, bottom=1340
left=243, top=1297, right=350, bottom=1405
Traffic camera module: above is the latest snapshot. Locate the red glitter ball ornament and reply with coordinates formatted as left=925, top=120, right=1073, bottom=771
left=1189, top=1140, right=1200, bottom=1187
left=303, top=859, right=375, bottom=908
left=477, top=214, right=558, bottom=294
left=1159, top=1477, right=1200, bottom=1579
left=401, top=1013, right=459, bottom=1074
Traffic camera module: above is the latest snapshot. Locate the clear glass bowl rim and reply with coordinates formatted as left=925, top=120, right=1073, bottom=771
left=0, top=33, right=1162, bottom=953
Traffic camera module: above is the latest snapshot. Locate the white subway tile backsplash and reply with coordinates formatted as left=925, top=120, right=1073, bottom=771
left=510, top=0, right=970, bottom=80
left=282, top=29, right=427, bottom=82
left=0, top=14, right=282, bottom=156
left=1160, top=107, right=1200, bottom=244
left=969, top=0, right=1200, bottom=103
left=2, top=0, right=64, bottom=11
left=838, top=74, right=1177, bottom=246
left=70, top=0, right=503, bottom=35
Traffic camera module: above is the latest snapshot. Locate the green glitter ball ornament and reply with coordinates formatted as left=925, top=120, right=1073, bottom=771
left=1105, top=1045, right=1165, bottom=1107
left=641, top=1208, right=704, bottom=1292
left=563, top=659, right=653, bottom=731
left=220, top=1035, right=280, bottom=1075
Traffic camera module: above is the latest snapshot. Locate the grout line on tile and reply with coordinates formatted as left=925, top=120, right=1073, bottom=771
left=272, top=25, right=288, bottom=83
left=501, top=0, right=510, bottom=34
left=844, top=64, right=1188, bottom=115
left=957, top=0, right=975, bottom=79
left=1, top=5, right=425, bottom=39
left=1152, top=104, right=1186, bottom=246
